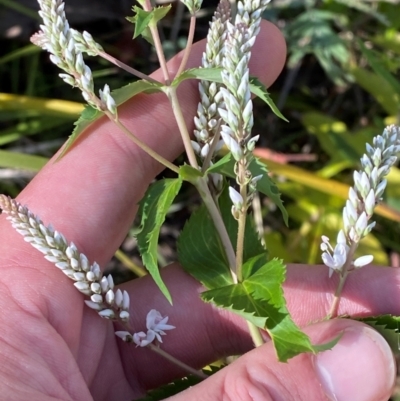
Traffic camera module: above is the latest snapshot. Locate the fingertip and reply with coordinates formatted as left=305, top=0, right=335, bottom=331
left=250, top=20, right=287, bottom=87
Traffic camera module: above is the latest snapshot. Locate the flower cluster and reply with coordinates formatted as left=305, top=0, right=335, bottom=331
left=116, top=309, right=175, bottom=346
left=321, top=125, right=400, bottom=276
left=0, top=195, right=129, bottom=322
left=31, top=0, right=116, bottom=115
left=192, top=0, right=231, bottom=163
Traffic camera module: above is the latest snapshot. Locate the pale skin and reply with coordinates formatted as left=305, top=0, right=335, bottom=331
left=0, top=22, right=398, bottom=401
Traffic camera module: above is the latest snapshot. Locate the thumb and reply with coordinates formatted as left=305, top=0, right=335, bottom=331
left=168, top=319, right=395, bottom=401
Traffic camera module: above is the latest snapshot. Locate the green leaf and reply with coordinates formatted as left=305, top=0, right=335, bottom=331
left=206, top=152, right=232, bottom=174
left=58, top=80, right=163, bottom=160
left=136, top=178, right=183, bottom=303
left=179, top=164, right=203, bottom=183
left=358, top=314, right=400, bottom=331
left=0, top=150, right=48, bottom=171
left=249, top=77, right=288, bottom=122
left=357, top=39, right=400, bottom=97
left=202, top=257, right=317, bottom=362
left=208, top=154, right=288, bottom=226
left=127, top=5, right=171, bottom=44
left=172, top=67, right=223, bottom=87
left=130, top=7, right=154, bottom=39
left=251, top=158, right=289, bottom=226
left=178, top=186, right=265, bottom=290
left=136, top=366, right=223, bottom=400
left=172, top=72, right=287, bottom=123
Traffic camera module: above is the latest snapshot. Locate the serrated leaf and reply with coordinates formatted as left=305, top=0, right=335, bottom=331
left=136, top=366, right=223, bottom=400
left=207, top=154, right=288, bottom=226
left=358, top=314, right=400, bottom=331
left=179, top=164, right=203, bottom=183
left=136, top=178, right=182, bottom=303
left=127, top=5, right=171, bottom=45
left=172, top=67, right=223, bottom=87
left=130, top=7, right=153, bottom=39
left=202, top=256, right=317, bottom=361
left=58, top=80, right=163, bottom=160
left=249, top=77, right=288, bottom=122
left=150, top=5, right=172, bottom=27
left=178, top=186, right=265, bottom=290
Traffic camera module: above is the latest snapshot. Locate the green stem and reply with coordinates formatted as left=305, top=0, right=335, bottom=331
left=105, top=112, right=179, bottom=174
left=148, top=344, right=208, bottom=380
left=247, top=321, right=265, bottom=347
left=114, top=249, right=147, bottom=277
left=197, top=178, right=237, bottom=283
left=98, top=51, right=160, bottom=84
left=166, top=86, right=199, bottom=169
left=327, top=241, right=358, bottom=319
left=236, top=162, right=248, bottom=282
left=143, top=0, right=171, bottom=85
left=175, top=15, right=196, bottom=77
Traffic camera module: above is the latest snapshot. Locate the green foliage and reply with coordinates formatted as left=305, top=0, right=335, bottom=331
left=127, top=5, right=172, bottom=45
left=59, top=80, right=164, bottom=159
left=178, top=186, right=266, bottom=289
left=202, top=255, right=322, bottom=362
left=0, top=150, right=48, bottom=171
left=136, top=178, right=183, bottom=303
left=207, top=154, right=288, bottom=225
left=249, top=77, right=288, bottom=122
left=136, top=366, right=223, bottom=400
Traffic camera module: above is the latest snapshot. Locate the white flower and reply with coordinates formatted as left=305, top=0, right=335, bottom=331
left=132, top=310, right=175, bottom=347
left=320, top=232, right=349, bottom=277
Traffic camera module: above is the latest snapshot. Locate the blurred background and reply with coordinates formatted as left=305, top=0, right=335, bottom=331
left=1, top=0, right=400, bottom=397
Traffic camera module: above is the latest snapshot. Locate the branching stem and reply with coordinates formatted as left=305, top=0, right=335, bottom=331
left=98, top=51, right=160, bottom=83
left=105, top=111, right=180, bottom=174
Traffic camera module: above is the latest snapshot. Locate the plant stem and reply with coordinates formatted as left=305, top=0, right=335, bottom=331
left=197, top=178, right=237, bottom=283
left=143, top=0, right=171, bottom=85
left=105, top=112, right=180, bottom=174
left=236, top=162, right=248, bottom=282
left=98, top=51, right=160, bottom=84
left=201, top=121, right=222, bottom=173
left=166, top=86, right=199, bottom=169
left=327, top=241, right=358, bottom=319
left=247, top=320, right=264, bottom=347
left=114, top=249, right=147, bottom=277
left=148, top=344, right=208, bottom=379
left=175, top=15, right=196, bottom=77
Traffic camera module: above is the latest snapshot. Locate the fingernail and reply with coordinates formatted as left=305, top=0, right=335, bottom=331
left=314, top=326, right=396, bottom=401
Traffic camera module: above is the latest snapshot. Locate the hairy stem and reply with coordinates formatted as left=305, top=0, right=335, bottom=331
left=166, top=86, right=199, bottom=169
left=98, top=51, right=160, bottom=84
left=148, top=344, right=208, bottom=379
left=176, top=15, right=196, bottom=77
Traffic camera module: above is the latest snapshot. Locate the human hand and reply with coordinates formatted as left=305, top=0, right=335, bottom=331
left=0, top=21, right=397, bottom=401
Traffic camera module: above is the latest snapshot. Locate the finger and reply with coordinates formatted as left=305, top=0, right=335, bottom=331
left=165, top=319, right=395, bottom=401
left=5, top=20, right=286, bottom=266
left=119, top=263, right=400, bottom=389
